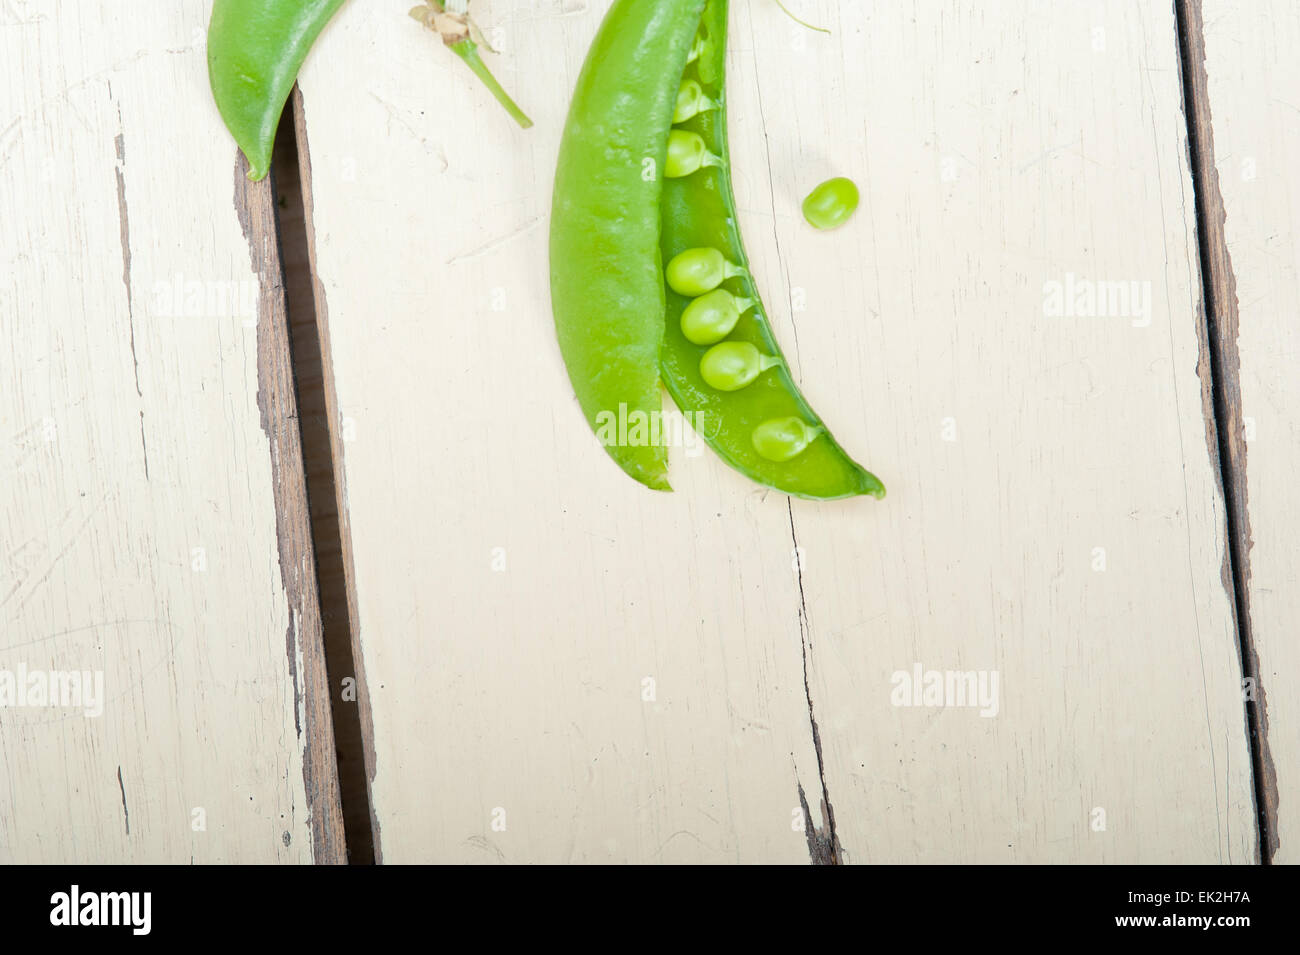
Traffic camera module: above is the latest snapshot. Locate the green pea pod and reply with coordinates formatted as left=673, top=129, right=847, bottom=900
left=659, top=0, right=883, bottom=499
left=550, top=0, right=708, bottom=491
left=208, top=0, right=348, bottom=181
left=551, top=0, right=884, bottom=500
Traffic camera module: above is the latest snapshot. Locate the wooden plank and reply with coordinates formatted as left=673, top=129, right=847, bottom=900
left=295, top=0, right=1255, bottom=861
left=1195, top=0, right=1300, bottom=863
left=296, top=0, right=821, bottom=865
left=751, top=0, right=1255, bottom=864
left=0, top=0, right=343, bottom=863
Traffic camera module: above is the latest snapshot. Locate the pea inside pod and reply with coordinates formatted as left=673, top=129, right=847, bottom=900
left=680, top=289, right=755, bottom=345
left=752, top=417, right=824, bottom=462
left=699, top=342, right=782, bottom=392
left=665, top=247, right=745, bottom=296
left=674, top=79, right=718, bottom=123
left=666, top=129, right=721, bottom=178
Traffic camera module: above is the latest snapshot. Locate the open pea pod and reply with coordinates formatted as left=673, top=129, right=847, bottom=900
left=208, top=0, right=348, bottom=181
left=551, top=0, right=884, bottom=500
left=659, top=0, right=882, bottom=500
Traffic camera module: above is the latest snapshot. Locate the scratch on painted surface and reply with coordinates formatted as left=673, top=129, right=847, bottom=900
left=116, top=766, right=129, bottom=835
left=114, top=120, right=148, bottom=480
left=445, top=216, right=543, bottom=265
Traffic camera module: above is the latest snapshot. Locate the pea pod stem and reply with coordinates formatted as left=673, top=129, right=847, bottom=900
left=773, top=0, right=830, bottom=35
left=411, top=1, right=532, bottom=129
left=448, top=39, right=533, bottom=128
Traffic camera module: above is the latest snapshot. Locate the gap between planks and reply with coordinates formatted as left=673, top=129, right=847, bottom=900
left=1174, top=0, right=1277, bottom=863
left=260, top=91, right=383, bottom=865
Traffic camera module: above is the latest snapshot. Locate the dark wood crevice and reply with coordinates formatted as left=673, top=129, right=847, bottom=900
left=268, top=95, right=381, bottom=865
left=787, top=504, right=842, bottom=865
left=1173, top=0, right=1278, bottom=864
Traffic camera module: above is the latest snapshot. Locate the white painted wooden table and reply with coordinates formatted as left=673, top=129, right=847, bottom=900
left=0, top=0, right=342, bottom=864
left=1, top=0, right=1294, bottom=864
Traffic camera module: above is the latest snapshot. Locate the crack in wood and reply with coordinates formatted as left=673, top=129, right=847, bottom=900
left=276, top=87, right=384, bottom=865
left=1175, top=0, right=1278, bottom=864
left=789, top=502, right=843, bottom=865
left=116, top=765, right=129, bottom=836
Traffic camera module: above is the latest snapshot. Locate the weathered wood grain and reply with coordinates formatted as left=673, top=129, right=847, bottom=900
left=0, top=0, right=343, bottom=862
left=1196, top=0, right=1300, bottom=864
left=294, top=0, right=1256, bottom=861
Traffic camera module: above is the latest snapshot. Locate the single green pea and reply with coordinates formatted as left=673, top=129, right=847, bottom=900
left=680, top=289, right=754, bottom=345
left=801, top=176, right=860, bottom=230
left=752, top=417, right=824, bottom=462
left=673, top=79, right=718, bottom=124
left=665, top=129, right=720, bottom=178
left=665, top=247, right=744, bottom=297
left=698, top=342, right=782, bottom=392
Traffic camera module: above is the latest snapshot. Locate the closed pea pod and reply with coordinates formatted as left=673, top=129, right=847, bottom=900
left=209, top=0, right=531, bottom=182
left=550, top=0, right=708, bottom=490
left=207, top=0, right=348, bottom=180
